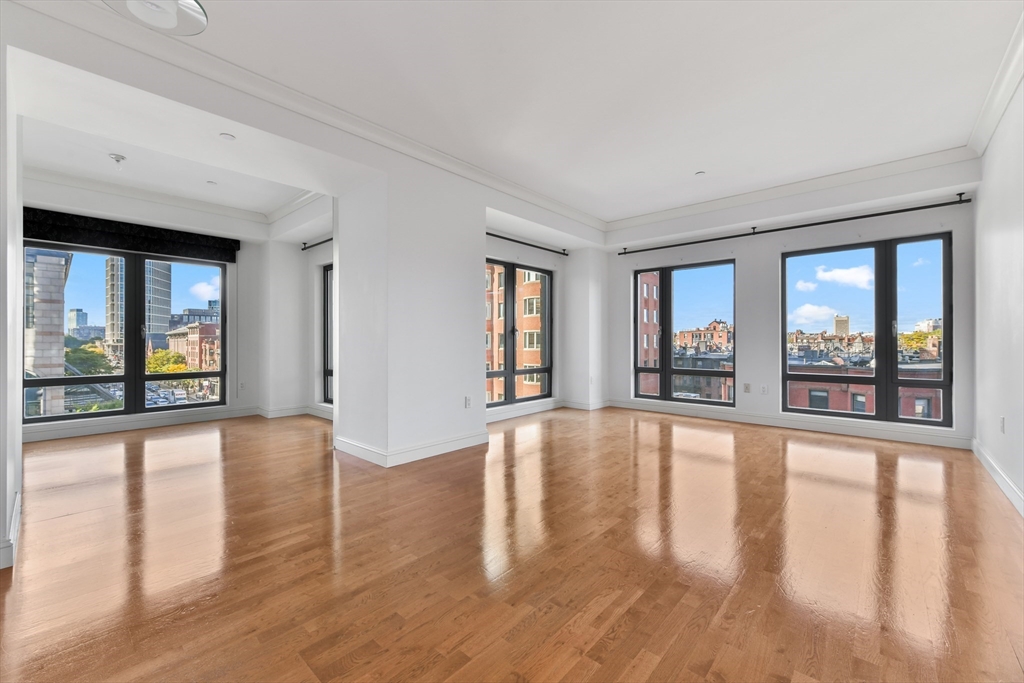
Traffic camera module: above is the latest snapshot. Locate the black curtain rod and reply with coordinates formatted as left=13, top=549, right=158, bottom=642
left=487, top=231, right=568, bottom=256
left=617, top=194, right=972, bottom=256
left=301, top=237, right=333, bottom=251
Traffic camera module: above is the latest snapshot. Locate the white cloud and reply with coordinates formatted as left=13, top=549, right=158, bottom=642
left=815, top=264, right=873, bottom=289
left=912, top=257, right=929, bottom=267
left=190, top=274, right=221, bottom=302
left=789, top=303, right=838, bottom=326
left=795, top=280, right=818, bottom=292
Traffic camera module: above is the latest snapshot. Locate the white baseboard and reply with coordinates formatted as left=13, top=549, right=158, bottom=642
left=972, top=438, right=1024, bottom=517
left=561, top=399, right=611, bottom=411
left=485, top=398, right=560, bottom=423
left=307, top=403, right=333, bottom=421
left=0, top=491, right=21, bottom=570
left=23, top=405, right=260, bottom=442
left=256, top=405, right=311, bottom=419
left=607, top=399, right=973, bottom=450
left=335, top=430, right=490, bottom=468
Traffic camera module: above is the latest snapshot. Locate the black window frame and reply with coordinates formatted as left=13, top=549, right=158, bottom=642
left=23, top=239, right=228, bottom=423
left=486, top=259, right=553, bottom=407
left=781, top=232, right=952, bottom=427
left=323, top=263, right=334, bottom=404
left=633, top=259, right=737, bottom=407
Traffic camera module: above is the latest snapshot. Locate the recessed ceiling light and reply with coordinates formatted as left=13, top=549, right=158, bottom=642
left=695, top=171, right=706, bottom=176
left=102, top=0, right=208, bottom=36
left=219, top=133, right=236, bottom=141
left=206, top=180, right=217, bottom=185
left=109, top=153, right=127, bottom=171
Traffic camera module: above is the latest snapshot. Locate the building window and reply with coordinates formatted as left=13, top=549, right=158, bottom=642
left=323, top=264, right=334, bottom=404
left=783, top=233, right=951, bottom=426
left=24, top=243, right=226, bottom=422
left=634, top=261, right=735, bottom=406
left=486, top=260, right=552, bottom=406
left=808, top=389, right=830, bottom=410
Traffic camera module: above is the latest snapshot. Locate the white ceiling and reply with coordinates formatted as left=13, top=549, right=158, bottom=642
left=22, top=118, right=310, bottom=217
left=148, top=0, right=1024, bottom=223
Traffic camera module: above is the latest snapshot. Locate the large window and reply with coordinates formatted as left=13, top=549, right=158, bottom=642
left=634, top=261, right=735, bottom=405
left=485, top=260, right=552, bottom=405
left=24, top=242, right=226, bottom=422
left=323, top=264, right=334, bottom=404
left=783, top=233, right=951, bottom=426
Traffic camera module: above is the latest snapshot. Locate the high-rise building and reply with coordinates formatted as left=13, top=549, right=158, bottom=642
left=834, top=314, right=850, bottom=337
left=25, top=248, right=72, bottom=415
left=106, top=258, right=172, bottom=363
left=146, top=260, right=172, bottom=335
left=67, top=308, right=87, bottom=331
left=105, top=257, right=125, bottom=364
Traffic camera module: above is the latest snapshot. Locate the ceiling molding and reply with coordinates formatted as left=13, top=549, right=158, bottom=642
left=968, top=11, right=1024, bottom=156
left=12, top=0, right=607, bottom=232
left=265, top=189, right=322, bottom=224
left=605, top=146, right=978, bottom=232
left=23, top=167, right=272, bottom=224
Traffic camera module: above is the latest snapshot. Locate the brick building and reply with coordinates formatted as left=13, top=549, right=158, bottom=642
left=167, top=322, right=221, bottom=371
left=676, top=319, right=733, bottom=352
left=637, top=272, right=660, bottom=367
left=485, top=264, right=546, bottom=402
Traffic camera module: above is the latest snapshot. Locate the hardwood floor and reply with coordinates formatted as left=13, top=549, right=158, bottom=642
left=2, top=409, right=1022, bottom=683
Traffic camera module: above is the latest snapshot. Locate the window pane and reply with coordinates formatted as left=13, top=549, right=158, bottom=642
left=897, top=387, right=942, bottom=421
left=145, top=378, right=221, bottom=408
left=515, top=372, right=549, bottom=399
left=787, top=381, right=876, bottom=415
left=25, top=247, right=123, bottom=379
left=786, top=247, right=875, bottom=376
left=485, top=263, right=505, bottom=372
left=896, top=240, right=944, bottom=380
left=637, top=272, right=660, bottom=368
left=325, top=267, right=333, bottom=372
left=24, top=383, right=125, bottom=418
left=486, top=376, right=505, bottom=405
left=516, top=269, right=549, bottom=370
left=148, top=260, right=221, bottom=374
left=637, top=372, right=660, bottom=396
left=671, top=263, right=734, bottom=370
left=671, top=374, right=734, bottom=403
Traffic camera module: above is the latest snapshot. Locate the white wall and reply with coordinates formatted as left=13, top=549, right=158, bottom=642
left=974, top=80, right=1024, bottom=515
left=608, top=203, right=977, bottom=449
left=258, top=239, right=310, bottom=417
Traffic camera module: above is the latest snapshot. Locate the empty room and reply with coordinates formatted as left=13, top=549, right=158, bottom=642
left=1, top=2, right=1022, bottom=682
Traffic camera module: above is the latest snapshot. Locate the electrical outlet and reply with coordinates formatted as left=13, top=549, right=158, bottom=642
left=760, top=384, right=769, bottom=395
left=239, top=381, right=246, bottom=390
left=1001, top=416, right=1005, bottom=434
left=743, top=383, right=751, bottom=393
left=465, top=396, right=472, bottom=409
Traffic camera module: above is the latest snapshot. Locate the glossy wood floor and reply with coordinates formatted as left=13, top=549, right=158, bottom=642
left=2, top=409, right=1022, bottom=683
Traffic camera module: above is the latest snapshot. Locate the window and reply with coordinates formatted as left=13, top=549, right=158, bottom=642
left=24, top=243, right=227, bottom=422
left=783, top=234, right=951, bottom=426
left=486, top=260, right=552, bottom=405
left=634, top=261, right=735, bottom=405
left=323, top=264, right=334, bottom=404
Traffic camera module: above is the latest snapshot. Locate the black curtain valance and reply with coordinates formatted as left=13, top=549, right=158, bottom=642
left=24, top=207, right=241, bottom=263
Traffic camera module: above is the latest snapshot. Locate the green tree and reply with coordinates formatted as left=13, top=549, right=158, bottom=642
left=147, top=348, right=189, bottom=374
left=64, top=345, right=114, bottom=376
left=898, top=331, right=939, bottom=352
left=64, top=334, right=85, bottom=350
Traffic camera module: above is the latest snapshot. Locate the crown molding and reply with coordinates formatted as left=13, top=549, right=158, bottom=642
left=11, top=0, right=607, bottom=232
left=605, top=146, right=978, bottom=232
left=968, top=11, right=1024, bottom=156
left=23, top=167, right=272, bottom=224
left=265, top=190, right=322, bottom=224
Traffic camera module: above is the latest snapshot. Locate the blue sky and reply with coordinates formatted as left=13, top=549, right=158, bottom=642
left=785, top=239, right=942, bottom=335
left=672, top=263, right=734, bottom=332
left=62, top=253, right=220, bottom=332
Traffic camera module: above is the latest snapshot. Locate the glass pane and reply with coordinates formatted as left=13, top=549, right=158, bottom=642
left=786, top=247, right=875, bottom=376
left=637, top=272, right=660, bottom=368
left=325, top=267, right=333, bottom=372
left=145, top=378, right=221, bottom=408
left=516, top=269, right=549, bottom=370
left=787, top=381, right=876, bottom=415
left=486, top=376, right=505, bottom=404
left=637, top=372, right=660, bottom=396
left=672, top=374, right=734, bottom=403
left=515, top=371, right=549, bottom=399
left=485, top=263, right=505, bottom=372
left=148, top=260, right=221, bottom=374
left=898, top=387, right=942, bottom=421
left=671, top=263, right=734, bottom=370
left=24, top=247, right=123, bottom=378
left=24, top=383, right=125, bottom=419
left=896, top=240, right=944, bottom=380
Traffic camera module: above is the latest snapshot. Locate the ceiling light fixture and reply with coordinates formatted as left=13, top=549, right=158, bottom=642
left=102, top=0, right=208, bottom=36
left=109, top=153, right=127, bottom=170
left=694, top=171, right=706, bottom=176
left=206, top=180, right=217, bottom=185
left=219, top=133, right=236, bottom=141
